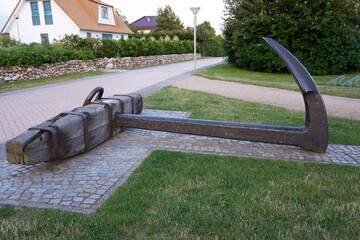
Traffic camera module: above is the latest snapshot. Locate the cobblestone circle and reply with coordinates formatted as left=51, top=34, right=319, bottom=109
left=0, top=110, right=359, bottom=213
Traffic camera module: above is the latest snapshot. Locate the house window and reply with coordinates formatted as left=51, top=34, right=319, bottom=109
left=40, top=33, right=49, bottom=44
left=87, top=32, right=91, bottom=38
left=102, top=34, right=112, bottom=39
left=101, top=6, right=108, bottom=19
left=43, top=1, right=53, bottom=24
left=146, top=17, right=151, bottom=22
left=31, top=2, right=40, bottom=25
left=121, top=35, right=124, bottom=39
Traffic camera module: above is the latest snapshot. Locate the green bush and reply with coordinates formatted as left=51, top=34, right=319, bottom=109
left=0, top=35, right=195, bottom=67
left=224, top=0, right=360, bottom=75
left=133, top=25, right=224, bottom=57
left=0, top=37, right=19, bottom=49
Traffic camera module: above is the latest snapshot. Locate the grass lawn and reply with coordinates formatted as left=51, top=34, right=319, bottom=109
left=0, top=71, right=110, bottom=94
left=195, top=63, right=360, bottom=99
left=1, top=151, right=359, bottom=239
left=145, top=87, right=360, bottom=146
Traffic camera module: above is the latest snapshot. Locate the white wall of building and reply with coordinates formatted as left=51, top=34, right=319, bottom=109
left=5, top=0, right=79, bottom=44
left=79, top=31, right=129, bottom=40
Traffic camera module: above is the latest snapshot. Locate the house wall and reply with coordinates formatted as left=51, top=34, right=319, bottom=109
left=7, top=1, right=79, bottom=44
left=79, top=31, right=129, bottom=40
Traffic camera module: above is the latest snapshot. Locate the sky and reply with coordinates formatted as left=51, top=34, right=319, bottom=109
left=0, top=0, right=225, bottom=34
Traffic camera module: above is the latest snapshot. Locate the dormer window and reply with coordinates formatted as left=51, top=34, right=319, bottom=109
left=101, top=6, right=108, bottom=19
left=98, top=5, right=115, bottom=26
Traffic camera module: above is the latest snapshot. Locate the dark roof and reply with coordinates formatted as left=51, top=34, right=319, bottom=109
left=131, top=16, right=157, bottom=30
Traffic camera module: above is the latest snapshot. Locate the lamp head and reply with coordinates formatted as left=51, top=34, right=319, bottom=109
left=190, top=7, right=200, bottom=14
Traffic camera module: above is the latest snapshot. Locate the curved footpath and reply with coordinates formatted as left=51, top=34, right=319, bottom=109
left=173, top=76, right=360, bottom=120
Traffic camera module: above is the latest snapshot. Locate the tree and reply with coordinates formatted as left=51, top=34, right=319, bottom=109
left=223, top=0, right=360, bottom=75
left=196, top=21, right=225, bottom=57
left=115, top=9, right=137, bottom=33
left=155, top=5, right=184, bottom=32
left=197, top=21, right=216, bottom=43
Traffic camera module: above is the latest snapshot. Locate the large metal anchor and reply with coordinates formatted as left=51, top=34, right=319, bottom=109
left=116, top=37, right=329, bottom=153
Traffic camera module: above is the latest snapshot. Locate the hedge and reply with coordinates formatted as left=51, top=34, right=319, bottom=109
left=223, top=0, right=360, bottom=75
left=0, top=36, right=195, bottom=67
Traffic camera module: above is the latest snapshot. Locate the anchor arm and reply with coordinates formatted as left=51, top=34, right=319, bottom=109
left=115, top=38, right=329, bottom=153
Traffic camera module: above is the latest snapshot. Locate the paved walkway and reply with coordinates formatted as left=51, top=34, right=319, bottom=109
left=173, top=76, right=360, bottom=120
left=0, top=58, right=224, bottom=143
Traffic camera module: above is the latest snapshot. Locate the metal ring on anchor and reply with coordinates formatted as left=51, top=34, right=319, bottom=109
left=83, top=87, right=104, bottom=106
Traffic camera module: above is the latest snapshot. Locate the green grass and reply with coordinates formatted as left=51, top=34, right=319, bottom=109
left=195, top=63, right=360, bottom=99
left=1, top=151, right=359, bottom=239
left=145, top=87, right=360, bottom=145
left=0, top=71, right=110, bottom=94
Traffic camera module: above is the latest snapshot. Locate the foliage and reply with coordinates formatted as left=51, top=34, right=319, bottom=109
left=0, top=37, right=19, bottom=49
left=133, top=21, right=225, bottom=57
left=0, top=34, right=194, bottom=67
left=223, top=0, right=360, bottom=75
left=132, top=30, right=193, bottom=41
left=155, top=5, right=184, bottom=32
left=196, top=21, right=225, bottom=57
left=115, top=8, right=137, bottom=33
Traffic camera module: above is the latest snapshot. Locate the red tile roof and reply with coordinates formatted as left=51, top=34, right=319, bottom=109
left=1, top=0, right=21, bottom=33
left=2, top=0, right=132, bottom=35
left=54, top=0, right=133, bottom=34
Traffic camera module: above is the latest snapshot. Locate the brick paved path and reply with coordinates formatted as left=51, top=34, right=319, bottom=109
left=0, top=58, right=224, bottom=142
left=0, top=110, right=359, bottom=214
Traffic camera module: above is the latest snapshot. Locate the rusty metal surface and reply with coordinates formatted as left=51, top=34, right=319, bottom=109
left=116, top=38, right=329, bottom=152
left=114, top=94, right=143, bottom=114
left=28, top=126, right=59, bottom=161
left=83, top=86, right=104, bottom=106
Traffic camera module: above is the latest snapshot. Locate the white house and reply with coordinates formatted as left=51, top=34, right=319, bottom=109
left=1, top=0, right=133, bottom=44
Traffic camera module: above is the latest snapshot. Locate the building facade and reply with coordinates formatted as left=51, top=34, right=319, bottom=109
left=1, top=0, right=133, bottom=44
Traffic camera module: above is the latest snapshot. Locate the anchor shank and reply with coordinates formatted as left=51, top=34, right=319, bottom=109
left=116, top=113, right=307, bottom=148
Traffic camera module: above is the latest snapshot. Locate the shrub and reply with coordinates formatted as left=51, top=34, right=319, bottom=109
left=0, top=37, right=19, bottom=49
left=223, top=0, right=360, bottom=75
left=0, top=34, right=195, bottom=67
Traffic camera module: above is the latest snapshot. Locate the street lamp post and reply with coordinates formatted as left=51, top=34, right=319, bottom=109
left=190, top=7, right=200, bottom=70
left=15, top=16, right=21, bottom=43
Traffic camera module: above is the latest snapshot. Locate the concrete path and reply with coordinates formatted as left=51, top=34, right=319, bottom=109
left=0, top=58, right=224, bottom=143
left=173, top=76, right=360, bottom=120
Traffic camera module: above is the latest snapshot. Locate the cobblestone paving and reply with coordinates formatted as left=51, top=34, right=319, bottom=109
left=0, top=110, right=359, bottom=213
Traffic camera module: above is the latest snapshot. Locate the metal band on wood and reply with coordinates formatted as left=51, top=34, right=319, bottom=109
left=102, top=98, right=125, bottom=113
left=114, top=95, right=136, bottom=114
left=89, top=102, right=114, bottom=139
left=60, top=111, right=90, bottom=151
left=28, top=126, right=59, bottom=161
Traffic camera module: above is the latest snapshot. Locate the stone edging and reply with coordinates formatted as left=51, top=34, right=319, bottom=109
left=0, top=53, right=201, bottom=83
